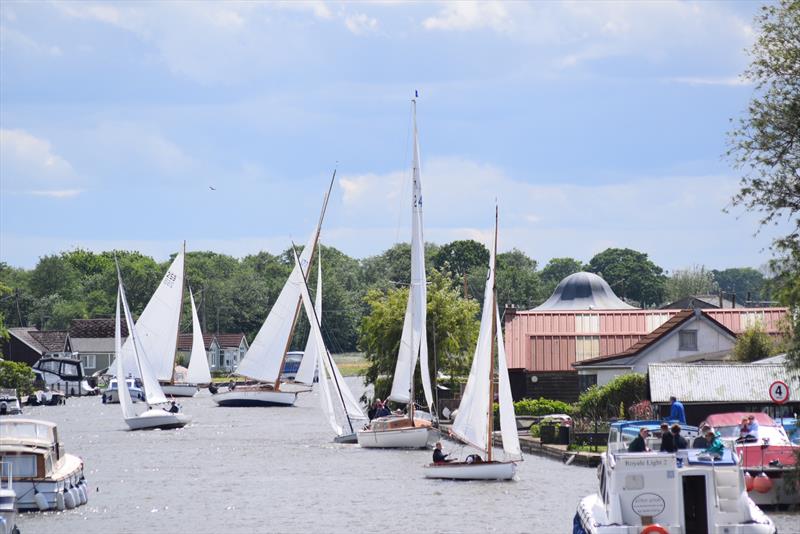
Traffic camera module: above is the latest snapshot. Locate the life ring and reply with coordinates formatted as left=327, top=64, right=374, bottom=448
left=641, top=525, right=669, bottom=534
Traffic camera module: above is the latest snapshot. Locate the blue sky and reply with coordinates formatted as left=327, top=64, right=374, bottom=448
left=0, top=1, right=789, bottom=271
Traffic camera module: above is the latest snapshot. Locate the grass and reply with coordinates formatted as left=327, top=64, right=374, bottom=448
left=332, top=352, right=368, bottom=377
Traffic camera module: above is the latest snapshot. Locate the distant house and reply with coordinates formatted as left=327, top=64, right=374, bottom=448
left=2, top=327, right=72, bottom=366
left=175, top=333, right=219, bottom=372
left=69, top=318, right=128, bottom=375
left=661, top=295, right=737, bottom=310
left=573, top=309, right=738, bottom=389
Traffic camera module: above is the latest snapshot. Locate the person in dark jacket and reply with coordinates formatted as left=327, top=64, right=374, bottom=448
left=692, top=425, right=712, bottom=448
left=671, top=424, right=688, bottom=449
left=659, top=422, right=676, bottom=452
left=375, top=401, right=391, bottom=418
left=628, top=427, right=650, bottom=452
left=167, top=401, right=179, bottom=413
left=432, top=442, right=454, bottom=464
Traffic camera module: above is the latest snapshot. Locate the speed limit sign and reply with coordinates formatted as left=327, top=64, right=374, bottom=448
left=769, top=380, right=790, bottom=404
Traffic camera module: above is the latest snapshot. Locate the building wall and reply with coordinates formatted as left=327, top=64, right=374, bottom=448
left=79, top=352, right=114, bottom=374
left=1, top=337, right=42, bottom=366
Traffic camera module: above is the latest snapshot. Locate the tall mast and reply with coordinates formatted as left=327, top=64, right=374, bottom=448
left=486, top=205, right=498, bottom=462
left=274, top=170, right=336, bottom=390
left=170, top=241, right=187, bottom=384
left=409, top=96, right=419, bottom=423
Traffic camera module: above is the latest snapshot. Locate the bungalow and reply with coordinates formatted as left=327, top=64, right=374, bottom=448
left=175, top=332, right=247, bottom=373
left=69, top=318, right=127, bottom=375
left=175, top=333, right=219, bottom=372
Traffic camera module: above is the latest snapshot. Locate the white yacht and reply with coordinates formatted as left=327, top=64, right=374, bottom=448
left=0, top=390, right=22, bottom=416
left=573, top=420, right=776, bottom=534
left=0, top=419, right=88, bottom=512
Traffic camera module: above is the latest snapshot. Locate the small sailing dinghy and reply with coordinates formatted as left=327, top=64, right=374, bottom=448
left=357, top=97, right=437, bottom=450
left=294, top=248, right=368, bottom=443
left=424, top=208, right=521, bottom=480
left=212, top=174, right=334, bottom=408
left=184, top=287, right=212, bottom=390
left=114, top=266, right=191, bottom=431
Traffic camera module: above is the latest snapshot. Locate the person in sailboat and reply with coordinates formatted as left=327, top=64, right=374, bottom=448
left=432, top=442, right=454, bottom=464
left=208, top=381, right=218, bottom=395
left=375, top=400, right=391, bottom=418
left=368, top=398, right=381, bottom=420
left=168, top=400, right=180, bottom=413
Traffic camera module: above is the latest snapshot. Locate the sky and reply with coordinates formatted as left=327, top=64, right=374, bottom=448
left=0, top=1, right=790, bottom=272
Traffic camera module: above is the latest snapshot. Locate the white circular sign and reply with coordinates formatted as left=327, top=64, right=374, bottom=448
left=631, top=493, right=665, bottom=517
left=769, top=380, right=790, bottom=404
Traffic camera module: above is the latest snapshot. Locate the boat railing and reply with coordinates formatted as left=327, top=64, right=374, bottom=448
left=0, top=462, right=10, bottom=491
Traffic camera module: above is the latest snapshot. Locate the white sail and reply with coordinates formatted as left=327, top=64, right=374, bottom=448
left=186, top=288, right=212, bottom=384
left=295, top=252, right=322, bottom=386
left=115, top=287, right=136, bottom=420
left=236, top=228, right=316, bottom=383
left=389, top=99, right=434, bottom=414
left=496, top=307, right=521, bottom=457
left=117, top=252, right=185, bottom=382
left=451, top=245, right=496, bottom=453
left=119, top=276, right=168, bottom=406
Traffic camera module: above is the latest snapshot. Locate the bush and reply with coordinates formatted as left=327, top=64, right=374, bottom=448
left=529, top=424, right=540, bottom=438
left=576, top=373, right=648, bottom=420
left=733, top=324, right=775, bottom=362
left=0, top=361, right=36, bottom=396
left=514, top=397, right=576, bottom=417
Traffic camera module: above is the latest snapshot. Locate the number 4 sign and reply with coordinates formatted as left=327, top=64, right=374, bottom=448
left=769, top=380, right=790, bottom=404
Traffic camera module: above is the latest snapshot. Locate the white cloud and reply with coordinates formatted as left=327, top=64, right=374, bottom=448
left=665, top=76, right=750, bottom=87
left=0, top=26, right=62, bottom=57
left=422, top=1, right=511, bottom=32
left=345, top=13, right=378, bottom=35
left=0, top=129, right=82, bottom=197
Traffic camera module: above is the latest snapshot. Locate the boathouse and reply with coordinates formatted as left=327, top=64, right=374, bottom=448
left=503, top=272, right=789, bottom=403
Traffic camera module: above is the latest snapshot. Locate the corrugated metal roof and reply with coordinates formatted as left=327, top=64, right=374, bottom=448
left=649, top=363, right=800, bottom=403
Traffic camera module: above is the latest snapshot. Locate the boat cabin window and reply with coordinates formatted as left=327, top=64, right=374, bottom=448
left=61, top=362, right=80, bottom=377
left=2, top=455, right=37, bottom=477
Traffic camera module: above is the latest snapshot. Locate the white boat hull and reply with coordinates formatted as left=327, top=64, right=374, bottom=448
left=6, top=454, right=87, bottom=512
left=125, top=409, right=191, bottom=431
left=424, top=461, right=517, bottom=480
left=357, top=426, right=436, bottom=449
left=160, top=383, right=198, bottom=398
left=212, top=389, right=297, bottom=407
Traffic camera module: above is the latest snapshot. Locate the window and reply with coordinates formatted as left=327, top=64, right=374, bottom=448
left=578, top=374, right=597, bottom=392
left=80, top=355, right=97, bottom=369
left=575, top=314, right=600, bottom=333
left=679, top=330, right=698, bottom=351
left=575, top=336, right=600, bottom=361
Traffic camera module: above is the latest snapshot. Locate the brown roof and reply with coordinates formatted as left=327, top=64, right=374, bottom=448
left=28, top=330, right=69, bottom=352
left=176, top=333, right=215, bottom=351
left=70, top=318, right=129, bottom=338
left=215, top=333, right=246, bottom=348
left=574, top=309, right=735, bottom=367
left=9, top=327, right=47, bottom=354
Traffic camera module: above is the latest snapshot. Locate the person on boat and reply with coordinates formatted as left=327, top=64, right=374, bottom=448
left=692, top=424, right=712, bottom=448
left=628, top=427, right=651, bottom=452
left=168, top=401, right=179, bottom=413
left=208, top=382, right=218, bottom=395
left=432, top=442, right=454, bottom=464
left=228, top=379, right=236, bottom=391
left=703, top=431, right=725, bottom=458
left=368, top=398, right=381, bottom=420
left=375, top=401, right=391, bottom=418
left=671, top=424, right=688, bottom=449
left=747, top=414, right=760, bottom=439
left=669, top=396, right=686, bottom=424
left=739, top=417, right=751, bottom=437
left=659, top=422, right=676, bottom=452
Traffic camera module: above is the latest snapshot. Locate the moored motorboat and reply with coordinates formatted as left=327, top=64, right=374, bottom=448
left=0, top=462, right=18, bottom=534
left=0, top=418, right=88, bottom=512
left=702, top=412, right=799, bottom=506
left=101, top=377, right=145, bottom=404
left=0, top=390, right=22, bottom=416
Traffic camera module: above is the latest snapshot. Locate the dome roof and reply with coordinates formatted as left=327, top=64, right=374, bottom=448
left=534, top=271, right=636, bottom=311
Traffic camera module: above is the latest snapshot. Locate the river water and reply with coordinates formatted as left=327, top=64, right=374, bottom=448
left=13, top=379, right=800, bottom=533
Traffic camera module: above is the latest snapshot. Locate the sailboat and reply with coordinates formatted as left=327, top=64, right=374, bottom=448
left=183, top=287, right=212, bottom=389
left=114, top=245, right=198, bottom=398
left=114, top=264, right=191, bottom=431
left=356, top=97, right=437, bottom=449
left=212, top=175, right=334, bottom=408
left=423, top=208, right=521, bottom=480
left=293, top=247, right=368, bottom=443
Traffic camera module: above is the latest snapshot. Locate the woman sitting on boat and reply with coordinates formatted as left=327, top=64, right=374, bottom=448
left=704, top=430, right=725, bottom=458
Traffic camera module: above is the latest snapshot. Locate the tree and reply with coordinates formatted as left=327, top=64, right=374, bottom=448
left=665, top=265, right=719, bottom=302
left=0, top=361, right=35, bottom=396
left=732, top=324, right=775, bottom=362
left=540, top=257, right=584, bottom=298
left=586, top=248, right=667, bottom=307
left=711, top=267, right=766, bottom=304
left=433, top=240, right=490, bottom=278
left=726, top=0, right=800, bottom=369
left=464, top=248, right=542, bottom=308
left=359, top=268, right=479, bottom=402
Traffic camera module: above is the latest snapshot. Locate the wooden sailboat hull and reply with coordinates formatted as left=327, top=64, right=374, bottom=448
left=125, top=409, right=191, bottom=431
left=212, top=389, right=297, bottom=407
left=357, top=426, right=436, bottom=449
left=161, top=383, right=198, bottom=397
left=423, top=461, right=517, bottom=480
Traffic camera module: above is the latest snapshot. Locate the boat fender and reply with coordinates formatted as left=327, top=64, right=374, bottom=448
left=56, top=490, right=65, bottom=511
left=77, top=482, right=88, bottom=504
left=34, top=489, right=50, bottom=511
left=744, top=472, right=755, bottom=491
left=640, top=525, right=668, bottom=534
left=69, top=484, right=81, bottom=507
left=64, top=487, right=76, bottom=509
left=753, top=472, right=773, bottom=493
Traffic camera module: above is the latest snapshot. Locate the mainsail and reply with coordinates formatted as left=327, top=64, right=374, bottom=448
left=388, top=99, right=434, bottom=414
left=236, top=175, right=334, bottom=384
left=116, top=251, right=185, bottom=382
left=294, top=251, right=322, bottom=386
left=186, top=288, right=212, bottom=384
left=451, top=210, right=520, bottom=459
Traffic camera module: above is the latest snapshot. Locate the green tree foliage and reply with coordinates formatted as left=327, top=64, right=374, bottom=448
left=665, top=265, right=719, bottom=302
left=465, top=249, right=543, bottom=308
left=433, top=240, right=489, bottom=278
left=711, top=267, right=766, bottom=304
left=0, top=361, right=35, bottom=396
left=726, top=0, right=800, bottom=369
left=587, top=248, right=666, bottom=307
left=576, top=373, right=648, bottom=420
left=733, top=324, right=776, bottom=362
left=359, top=268, right=479, bottom=401
left=540, top=257, right=584, bottom=297
left=360, top=242, right=440, bottom=290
